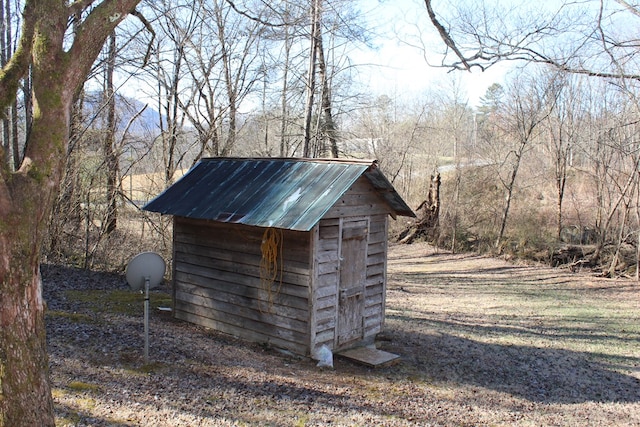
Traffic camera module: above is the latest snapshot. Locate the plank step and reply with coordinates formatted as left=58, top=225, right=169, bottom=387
left=337, top=347, right=400, bottom=367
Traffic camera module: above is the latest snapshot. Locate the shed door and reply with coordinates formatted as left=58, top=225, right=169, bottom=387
left=337, top=219, right=368, bottom=346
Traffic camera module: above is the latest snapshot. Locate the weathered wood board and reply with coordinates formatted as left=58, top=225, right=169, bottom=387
left=336, top=347, right=401, bottom=367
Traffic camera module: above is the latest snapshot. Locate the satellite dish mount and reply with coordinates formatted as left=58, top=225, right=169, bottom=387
left=126, top=252, right=166, bottom=362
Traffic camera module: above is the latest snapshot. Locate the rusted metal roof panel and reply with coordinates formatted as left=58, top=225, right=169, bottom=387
left=143, top=158, right=414, bottom=231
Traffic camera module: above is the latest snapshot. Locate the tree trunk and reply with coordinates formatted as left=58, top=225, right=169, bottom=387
left=7, top=0, right=19, bottom=171
left=0, top=2, right=143, bottom=424
left=280, top=21, right=291, bottom=157
left=556, top=176, right=564, bottom=241
left=496, top=150, right=523, bottom=250
left=316, top=29, right=338, bottom=158
left=104, top=31, right=118, bottom=234
left=0, top=234, right=55, bottom=427
left=0, top=73, right=68, bottom=427
left=0, top=0, right=8, bottom=168
left=303, top=0, right=320, bottom=157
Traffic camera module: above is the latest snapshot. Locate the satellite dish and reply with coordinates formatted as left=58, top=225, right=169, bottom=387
left=125, top=252, right=166, bottom=362
left=126, top=252, right=166, bottom=291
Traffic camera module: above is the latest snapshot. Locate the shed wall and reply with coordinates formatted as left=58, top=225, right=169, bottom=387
left=173, top=217, right=312, bottom=355
left=311, top=177, right=390, bottom=352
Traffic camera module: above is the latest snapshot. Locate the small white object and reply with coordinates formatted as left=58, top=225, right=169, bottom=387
left=315, top=344, right=333, bottom=369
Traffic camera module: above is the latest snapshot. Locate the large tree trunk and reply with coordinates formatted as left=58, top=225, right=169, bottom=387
left=0, top=2, right=143, bottom=424
left=0, top=216, right=56, bottom=427
left=0, top=73, right=68, bottom=427
left=0, top=4, right=68, bottom=422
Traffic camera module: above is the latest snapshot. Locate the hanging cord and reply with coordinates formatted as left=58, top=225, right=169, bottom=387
left=260, top=227, right=283, bottom=312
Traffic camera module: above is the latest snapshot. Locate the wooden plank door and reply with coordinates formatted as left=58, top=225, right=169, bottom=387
left=337, top=219, right=368, bottom=346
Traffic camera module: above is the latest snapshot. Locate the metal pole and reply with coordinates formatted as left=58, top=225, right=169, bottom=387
left=144, top=276, right=150, bottom=362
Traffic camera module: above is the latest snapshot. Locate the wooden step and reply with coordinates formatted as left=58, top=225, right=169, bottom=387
left=337, top=347, right=400, bottom=367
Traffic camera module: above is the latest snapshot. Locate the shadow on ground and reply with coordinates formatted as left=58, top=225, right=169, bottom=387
left=380, top=318, right=640, bottom=405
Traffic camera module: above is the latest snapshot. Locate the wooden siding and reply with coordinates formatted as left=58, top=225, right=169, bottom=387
left=311, top=176, right=391, bottom=352
left=365, top=214, right=388, bottom=337
left=311, top=218, right=340, bottom=350
left=173, top=217, right=312, bottom=355
left=171, top=174, right=393, bottom=357
left=323, top=178, right=393, bottom=219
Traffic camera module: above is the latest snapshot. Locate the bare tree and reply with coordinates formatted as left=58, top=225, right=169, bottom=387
left=579, top=82, right=640, bottom=269
left=478, top=70, right=556, bottom=249
left=303, top=0, right=321, bottom=157
left=129, top=0, right=200, bottom=185
left=424, top=0, right=640, bottom=81
left=278, top=3, right=297, bottom=156
left=211, top=0, right=267, bottom=154
left=540, top=72, right=584, bottom=240
left=434, top=78, right=475, bottom=251
left=316, top=27, right=339, bottom=157
left=103, top=31, right=118, bottom=234
left=351, top=94, right=423, bottom=183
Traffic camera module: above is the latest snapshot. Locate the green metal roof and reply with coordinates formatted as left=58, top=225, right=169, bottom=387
left=143, top=157, right=415, bottom=231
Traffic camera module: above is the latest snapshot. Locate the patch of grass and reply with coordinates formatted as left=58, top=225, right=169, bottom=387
left=54, top=385, right=119, bottom=427
left=67, top=381, right=100, bottom=393
left=363, top=383, right=384, bottom=399
left=294, top=413, right=310, bottom=427
left=52, top=388, right=66, bottom=399
left=119, top=360, right=169, bottom=376
left=137, top=361, right=167, bottom=374
left=388, top=246, right=640, bottom=380
left=51, top=381, right=97, bottom=427
left=46, top=310, right=95, bottom=323
left=65, top=289, right=171, bottom=316
left=55, top=414, right=81, bottom=427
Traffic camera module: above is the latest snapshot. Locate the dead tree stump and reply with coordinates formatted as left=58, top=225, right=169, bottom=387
left=398, top=172, right=441, bottom=244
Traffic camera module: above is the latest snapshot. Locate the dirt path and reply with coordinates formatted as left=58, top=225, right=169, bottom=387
left=46, top=243, right=640, bottom=426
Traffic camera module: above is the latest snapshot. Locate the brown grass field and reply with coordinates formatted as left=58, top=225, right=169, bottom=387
left=46, top=242, right=640, bottom=426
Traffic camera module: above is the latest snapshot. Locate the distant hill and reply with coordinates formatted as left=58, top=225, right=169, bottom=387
left=82, top=91, right=162, bottom=137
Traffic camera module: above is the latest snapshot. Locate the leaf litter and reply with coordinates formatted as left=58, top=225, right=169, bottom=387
left=44, top=242, right=640, bottom=426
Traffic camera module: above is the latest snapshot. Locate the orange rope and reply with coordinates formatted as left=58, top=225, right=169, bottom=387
left=259, top=227, right=283, bottom=312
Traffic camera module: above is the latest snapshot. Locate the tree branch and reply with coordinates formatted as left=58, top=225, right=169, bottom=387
left=425, top=0, right=640, bottom=81
left=0, top=0, right=36, bottom=110
left=65, top=0, right=143, bottom=91
left=129, top=9, right=155, bottom=66
left=614, top=0, right=640, bottom=19
left=424, top=0, right=471, bottom=71
left=69, top=0, right=96, bottom=17
left=225, top=0, right=288, bottom=27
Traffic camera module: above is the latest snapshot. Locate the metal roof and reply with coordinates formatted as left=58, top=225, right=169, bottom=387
left=143, top=157, right=415, bottom=231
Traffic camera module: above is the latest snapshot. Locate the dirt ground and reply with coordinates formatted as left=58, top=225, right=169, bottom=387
left=45, top=242, right=640, bottom=426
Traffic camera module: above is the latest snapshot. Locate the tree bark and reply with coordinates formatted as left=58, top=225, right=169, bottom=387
left=104, top=31, right=118, bottom=234
left=0, top=2, right=142, bottom=425
left=316, top=29, right=338, bottom=158
left=303, top=0, right=320, bottom=157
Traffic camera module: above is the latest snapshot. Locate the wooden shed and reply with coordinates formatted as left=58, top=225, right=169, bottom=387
left=143, top=157, right=414, bottom=358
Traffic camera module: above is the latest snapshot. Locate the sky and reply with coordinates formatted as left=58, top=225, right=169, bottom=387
left=112, top=0, right=510, bottom=111
left=353, top=0, right=509, bottom=107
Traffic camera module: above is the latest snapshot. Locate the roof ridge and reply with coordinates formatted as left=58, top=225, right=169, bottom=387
left=201, top=157, right=376, bottom=165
